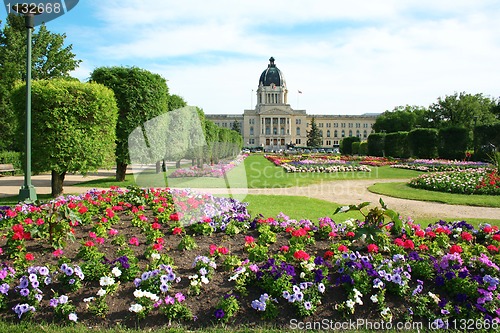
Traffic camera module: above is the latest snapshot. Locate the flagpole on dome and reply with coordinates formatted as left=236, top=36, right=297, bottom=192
left=297, top=90, right=302, bottom=109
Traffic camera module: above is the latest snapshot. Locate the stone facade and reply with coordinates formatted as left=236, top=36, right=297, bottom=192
left=206, top=58, right=378, bottom=149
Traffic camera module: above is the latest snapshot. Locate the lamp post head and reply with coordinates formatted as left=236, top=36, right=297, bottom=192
left=12, top=3, right=44, bottom=28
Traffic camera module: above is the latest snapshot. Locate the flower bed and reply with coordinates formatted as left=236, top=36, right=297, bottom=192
left=392, top=159, right=490, bottom=172
left=169, top=154, right=248, bottom=178
left=265, top=155, right=371, bottom=173
left=409, top=168, right=500, bottom=195
left=0, top=188, right=499, bottom=330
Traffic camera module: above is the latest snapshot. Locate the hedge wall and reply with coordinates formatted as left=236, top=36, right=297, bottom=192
left=474, top=123, right=500, bottom=162
left=384, top=132, right=409, bottom=158
left=367, top=133, right=385, bottom=157
left=340, top=136, right=361, bottom=155
left=408, top=128, right=439, bottom=159
left=438, top=127, right=468, bottom=160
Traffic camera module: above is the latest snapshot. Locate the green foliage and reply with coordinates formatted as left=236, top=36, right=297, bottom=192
left=0, top=15, right=81, bottom=151
left=474, top=123, right=500, bottom=162
left=438, top=127, right=468, bottom=160
left=358, top=141, right=368, bottom=155
left=11, top=79, right=117, bottom=176
left=334, top=198, right=403, bottom=241
left=215, top=294, right=240, bottom=323
left=0, top=151, right=21, bottom=170
left=306, top=117, right=322, bottom=148
left=89, top=66, right=169, bottom=174
left=178, top=235, right=198, bottom=251
left=351, top=141, right=360, bottom=155
left=367, top=133, right=385, bottom=157
left=408, top=128, right=439, bottom=158
left=373, top=105, right=428, bottom=133
left=384, top=132, right=409, bottom=158
left=340, top=136, right=360, bottom=155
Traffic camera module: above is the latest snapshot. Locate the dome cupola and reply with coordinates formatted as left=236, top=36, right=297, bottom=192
left=259, top=57, right=286, bottom=87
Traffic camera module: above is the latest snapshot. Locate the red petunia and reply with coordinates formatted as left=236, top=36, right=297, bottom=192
left=245, top=236, right=255, bottom=244
left=129, top=237, right=139, bottom=246
left=337, top=245, right=349, bottom=252
left=25, top=253, right=34, bottom=261
left=151, top=222, right=161, bottom=230
left=293, top=250, right=310, bottom=261
left=346, top=231, right=355, bottom=238
left=367, top=244, right=379, bottom=253
left=323, top=250, right=334, bottom=259
left=169, top=213, right=180, bottom=221
left=217, top=247, right=229, bottom=255
left=419, top=244, right=429, bottom=251
left=492, top=234, right=500, bottom=242
left=403, top=240, right=415, bottom=250
left=280, top=245, right=290, bottom=252
left=415, top=230, right=425, bottom=238
left=460, top=232, right=473, bottom=242
left=172, top=227, right=183, bottom=235
left=449, top=244, right=463, bottom=254
left=487, top=245, right=499, bottom=252
left=85, top=241, right=95, bottom=247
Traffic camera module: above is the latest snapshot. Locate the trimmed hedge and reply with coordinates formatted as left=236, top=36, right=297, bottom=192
left=367, top=133, right=385, bottom=157
left=384, top=132, right=409, bottom=158
left=408, top=128, right=439, bottom=159
left=359, top=141, right=368, bottom=156
left=438, top=127, right=467, bottom=160
left=474, top=124, right=500, bottom=162
left=340, top=136, right=360, bottom=155
left=351, top=142, right=360, bottom=155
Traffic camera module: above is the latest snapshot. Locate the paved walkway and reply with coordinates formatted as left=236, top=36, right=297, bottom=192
left=1, top=172, right=499, bottom=221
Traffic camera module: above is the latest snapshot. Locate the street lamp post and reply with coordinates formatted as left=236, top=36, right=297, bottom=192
left=13, top=4, right=43, bottom=201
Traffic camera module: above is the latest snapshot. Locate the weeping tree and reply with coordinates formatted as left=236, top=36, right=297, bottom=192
left=90, top=66, right=169, bottom=181
left=11, top=79, right=117, bottom=197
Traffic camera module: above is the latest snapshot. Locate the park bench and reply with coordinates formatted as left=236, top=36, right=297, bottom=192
left=0, top=163, right=17, bottom=176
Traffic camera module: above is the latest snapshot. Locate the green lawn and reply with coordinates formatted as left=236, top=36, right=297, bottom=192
left=73, top=155, right=421, bottom=189
left=368, top=182, right=500, bottom=208
left=242, top=194, right=500, bottom=228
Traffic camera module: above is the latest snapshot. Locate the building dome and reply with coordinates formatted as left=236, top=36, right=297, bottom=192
left=259, top=57, right=286, bottom=87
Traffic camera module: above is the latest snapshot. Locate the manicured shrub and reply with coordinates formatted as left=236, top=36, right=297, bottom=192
left=358, top=141, right=368, bottom=156
left=351, top=142, right=360, bottom=155
left=408, top=128, right=438, bottom=159
left=367, top=133, right=385, bottom=157
left=474, top=124, right=500, bottom=162
left=384, top=132, right=409, bottom=158
left=438, top=127, right=467, bottom=160
left=340, top=136, right=360, bottom=155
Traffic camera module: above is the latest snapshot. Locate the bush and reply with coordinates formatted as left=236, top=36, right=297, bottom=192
left=0, top=151, right=21, bottom=171
left=438, top=127, right=468, bottom=160
left=340, top=136, right=360, bottom=155
left=367, top=133, right=385, bottom=157
left=384, top=132, right=409, bottom=158
left=474, top=124, right=500, bottom=162
left=351, top=142, right=360, bottom=155
left=408, top=128, right=438, bottom=159
left=358, top=141, right=368, bottom=156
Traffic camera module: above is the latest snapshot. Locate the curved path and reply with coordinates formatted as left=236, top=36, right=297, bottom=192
left=194, top=179, right=500, bottom=221
left=1, top=173, right=499, bottom=220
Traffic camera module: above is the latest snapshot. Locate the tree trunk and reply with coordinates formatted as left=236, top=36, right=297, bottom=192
left=116, top=162, right=128, bottom=181
left=176, top=160, right=181, bottom=168
left=192, top=159, right=196, bottom=166
left=155, top=161, right=162, bottom=174
left=51, top=170, right=66, bottom=197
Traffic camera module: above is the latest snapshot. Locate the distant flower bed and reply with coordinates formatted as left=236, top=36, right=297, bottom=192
left=0, top=190, right=499, bottom=329
left=169, top=154, right=247, bottom=178
left=265, top=155, right=371, bottom=173
left=409, top=168, right=500, bottom=195
left=392, top=159, right=490, bottom=172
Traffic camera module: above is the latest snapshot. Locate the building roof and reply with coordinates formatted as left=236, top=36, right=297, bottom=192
left=259, top=57, right=286, bottom=87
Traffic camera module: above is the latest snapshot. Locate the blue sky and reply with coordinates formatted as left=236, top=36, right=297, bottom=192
left=3, top=0, right=500, bottom=115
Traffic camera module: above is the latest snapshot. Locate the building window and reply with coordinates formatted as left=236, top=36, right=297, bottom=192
left=326, top=140, right=331, bottom=146
left=334, top=123, right=339, bottom=128
left=250, top=127, right=254, bottom=136
left=334, top=130, right=338, bottom=137
left=296, top=139, right=301, bottom=145
left=326, top=123, right=332, bottom=128
left=280, top=128, right=285, bottom=135
left=356, top=130, right=360, bottom=137
left=265, top=127, right=270, bottom=135
left=319, top=130, right=323, bottom=137
left=327, top=130, right=331, bottom=137
left=363, top=130, right=367, bottom=138
left=249, top=139, right=255, bottom=144
left=296, top=127, right=301, bottom=136
left=356, top=123, right=361, bottom=128
left=341, top=123, right=346, bottom=128
left=334, top=140, right=339, bottom=145
left=341, top=130, right=345, bottom=138
left=296, top=119, right=302, bottom=124
left=273, top=127, right=277, bottom=135
left=319, top=123, right=324, bottom=128
left=363, top=123, right=369, bottom=128
left=349, top=130, right=353, bottom=136
left=348, top=123, right=353, bottom=128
